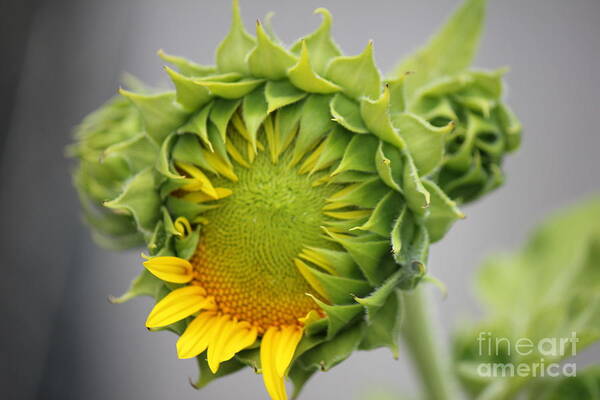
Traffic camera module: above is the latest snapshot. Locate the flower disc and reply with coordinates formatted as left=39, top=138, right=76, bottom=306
left=191, top=147, right=338, bottom=331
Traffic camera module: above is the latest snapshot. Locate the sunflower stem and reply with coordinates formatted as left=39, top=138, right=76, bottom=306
left=401, top=285, right=461, bottom=400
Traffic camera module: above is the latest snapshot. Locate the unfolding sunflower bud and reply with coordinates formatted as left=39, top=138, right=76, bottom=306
left=69, top=91, right=159, bottom=249
left=70, top=0, right=520, bottom=399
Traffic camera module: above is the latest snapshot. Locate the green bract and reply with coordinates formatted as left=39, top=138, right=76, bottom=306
left=70, top=0, right=520, bottom=396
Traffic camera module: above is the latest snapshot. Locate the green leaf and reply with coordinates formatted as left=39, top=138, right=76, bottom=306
left=526, top=366, right=600, bottom=400
left=265, top=80, right=307, bottom=113
left=456, top=198, right=600, bottom=397
left=248, top=21, right=297, bottom=79
left=290, top=8, right=342, bottom=75
left=119, top=90, right=188, bottom=145
left=104, top=168, right=161, bottom=234
left=216, top=0, right=255, bottom=75
left=325, top=41, right=381, bottom=100
left=288, top=41, right=341, bottom=94
left=394, top=0, right=487, bottom=99
left=330, top=94, right=368, bottom=133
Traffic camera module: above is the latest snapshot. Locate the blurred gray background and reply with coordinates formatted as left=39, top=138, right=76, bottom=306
left=1, top=0, right=599, bottom=399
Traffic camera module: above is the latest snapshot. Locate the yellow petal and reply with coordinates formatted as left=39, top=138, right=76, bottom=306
left=260, top=327, right=287, bottom=400
left=142, top=256, right=193, bottom=283
left=207, top=314, right=234, bottom=373
left=222, top=324, right=258, bottom=362
left=274, top=326, right=302, bottom=377
left=206, top=317, right=257, bottom=373
left=146, top=286, right=215, bottom=328
left=176, top=312, right=218, bottom=359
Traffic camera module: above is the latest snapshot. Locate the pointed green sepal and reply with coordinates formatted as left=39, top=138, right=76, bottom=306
left=156, top=133, right=184, bottom=179
left=308, top=295, right=364, bottom=340
left=360, top=86, right=406, bottom=149
left=194, top=78, right=264, bottom=100
left=402, top=152, right=431, bottom=215
left=164, top=66, right=211, bottom=111
left=158, top=49, right=216, bottom=77
left=290, top=8, right=342, bottom=75
left=325, top=41, right=381, bottom=100
left=422, top=179, right=464, bottom=242
left=330, top=94, right=368, bottom=133
left=177, top=103, right=214, bottom=151
left=216, top=0, right=255, bottom=75
left=109, top=269, right=165, bottom=304
left=242, top=85, right=269, bottom=148
left=358, top=290, right=402, bottom=358
left=288, top=41, right=341, bottom=94
left=206, top=98, right=238, bottom=143
left=103, top=168, right=161, bottom=233
left=248, top=21, right=297, bottom=79
left=291, top=94, right=334, bottom=165
left=297, top=323, right=366, bottom=371
left=119, top=89, right=188, bottom=144
left=393, top=112, right=453, bottom=176
left=374, top=141, right=403, bottom=192
left=332, top=134, right=378, bottom=175
left=265, top=80, right=307, bottom=113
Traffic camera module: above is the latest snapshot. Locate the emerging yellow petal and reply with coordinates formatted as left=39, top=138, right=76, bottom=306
left=182, top=188, right=233, bottom=203
left=142, top=256, right=194, bottom=284
left=146, top=286, right=215, bottom=328
left=173, top=216, right=192, bottom=238
left=260, top=325, right=303, bottom=400
left=176, top=161, right=219, bottom=198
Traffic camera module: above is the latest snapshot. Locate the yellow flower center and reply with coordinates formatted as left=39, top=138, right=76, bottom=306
left=190, top=145, right=338, bottom=332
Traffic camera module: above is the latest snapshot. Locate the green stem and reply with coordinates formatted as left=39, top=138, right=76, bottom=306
left=401, top=285, right=461, bottom=400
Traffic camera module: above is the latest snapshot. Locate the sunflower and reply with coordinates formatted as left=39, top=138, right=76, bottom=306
left=70, top=0, right=520, bottom=399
